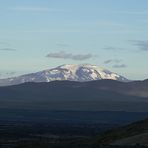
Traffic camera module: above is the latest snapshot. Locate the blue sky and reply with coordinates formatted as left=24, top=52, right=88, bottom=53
left=0, top=0, right=148, bottom=80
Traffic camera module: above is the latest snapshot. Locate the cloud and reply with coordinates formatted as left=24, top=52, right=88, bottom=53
left=0, top=41, right=10, bottom=46
left=56, top=43, right=69, bottom=47
left=97, top=21, right=126, bottom=29
left=0, top=48, right=17, bottom=51
left=104, top=59, right=127, bottom=68
left=0, top=71, right=16, bottom=79
left=14, top=29, right=86, bottom=33
left=103, top=47, right=117, bottom=50
left=116, top=11, right=148, bottom=15
left=5, top=72, right=16, bottom=75
left=103, top=46, right=123, bottom=51
left=113, top=64, right=127, bottom=68
left=10, top=7, right=64, bottom=13
left=104, top=59, right=122, bottom=64
left=46, top=51, right=94, bottom=61
left=130, top=40, right=148, bottom=51
left=104, top=59, right=113, bottom=64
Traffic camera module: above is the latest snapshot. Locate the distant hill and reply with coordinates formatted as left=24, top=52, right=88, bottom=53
left=0, top=79, right=148, bottom=111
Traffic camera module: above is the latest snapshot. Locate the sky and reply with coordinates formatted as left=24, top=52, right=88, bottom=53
left=0, top=0, right=148, bottom=80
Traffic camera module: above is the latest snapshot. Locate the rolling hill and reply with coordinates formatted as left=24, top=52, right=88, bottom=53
left=0, top=79, right=148, bottom=111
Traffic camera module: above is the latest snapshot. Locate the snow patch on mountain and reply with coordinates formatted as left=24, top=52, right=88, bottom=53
left=0, top=64, right=128, bottom=86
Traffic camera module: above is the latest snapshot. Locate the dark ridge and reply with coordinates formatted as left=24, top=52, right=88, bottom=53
left=96, top=118, right=148, bottom=145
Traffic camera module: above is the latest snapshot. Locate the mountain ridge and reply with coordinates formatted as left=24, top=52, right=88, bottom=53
left=96, top=118, right=148, bottom=145
left=0, top=79, right=148, bottom=112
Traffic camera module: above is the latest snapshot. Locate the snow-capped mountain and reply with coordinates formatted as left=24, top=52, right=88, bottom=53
left=0, top=64, right=128, bottom=86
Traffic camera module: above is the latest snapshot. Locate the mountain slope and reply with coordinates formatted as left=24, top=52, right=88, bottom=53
left=0, top=64, right=128, bottom=86
left=96, top=118, right=148, bottom=145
